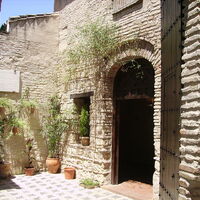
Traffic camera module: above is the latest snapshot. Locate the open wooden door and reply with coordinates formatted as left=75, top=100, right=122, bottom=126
left=160, top=0, right=183, bottom=199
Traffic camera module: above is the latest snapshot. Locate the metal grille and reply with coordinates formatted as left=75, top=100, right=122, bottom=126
left=160, top=0, right=182, bottom=199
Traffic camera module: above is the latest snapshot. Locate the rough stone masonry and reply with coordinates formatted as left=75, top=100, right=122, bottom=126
left=0, top=0, right=199, bottom=200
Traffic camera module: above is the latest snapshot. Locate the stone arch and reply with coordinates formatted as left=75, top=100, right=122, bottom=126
left=106, top=39, right=158, bottom=80
left=100, top=38, right=161, bottom=198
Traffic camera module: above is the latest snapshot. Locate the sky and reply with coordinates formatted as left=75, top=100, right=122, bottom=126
left=0, top=0, right=54, bottom=25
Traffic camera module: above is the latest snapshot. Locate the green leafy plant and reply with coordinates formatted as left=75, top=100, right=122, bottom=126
left=68, top=20, right=119, bottom=65
left=121, top=60, right=144, bottom=79
left=79, top=107, right=90, bottom=137
left=20, top=100, right=38, bottom=109
left=80, top=178, right=99, bottom=189
left=0, top=23, right=7, bottom=33
left=0, top=98, right=12, bottom=109
left=44, top=95, right=68, bottom=158
left=8, top=116, right=25, bottom=129
left=20, top=88, right=38, bottom=113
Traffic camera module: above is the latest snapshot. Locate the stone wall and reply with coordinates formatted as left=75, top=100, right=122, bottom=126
left=179, top=1, right=200, bottom=199
left=57, top=0, right=161, bottom=199
left=0, top=14, right=59, bottom=174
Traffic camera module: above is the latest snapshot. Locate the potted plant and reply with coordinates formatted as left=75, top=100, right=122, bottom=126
left=44, top=95, right=68, bottom=173
left=20, top=99, right=38, bottom=114
left=0, top=98, right=11, bottom=113
left=8, top=115, right=26, bottom=135
left=80, top=178, right=99, bottom=189
left=24, top=138, right=35, bottom=176
left=79, top=106, right=90, bottom=146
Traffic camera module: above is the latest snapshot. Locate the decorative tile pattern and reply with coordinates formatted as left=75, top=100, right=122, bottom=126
left=0, top=173, right=133, bottom=200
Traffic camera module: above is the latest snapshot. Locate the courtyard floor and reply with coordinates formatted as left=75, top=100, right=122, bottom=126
left=0, top=172, right=133, bottom=200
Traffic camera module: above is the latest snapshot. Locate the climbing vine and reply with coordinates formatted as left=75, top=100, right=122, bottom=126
left=67, top=20, right=120, bottom=65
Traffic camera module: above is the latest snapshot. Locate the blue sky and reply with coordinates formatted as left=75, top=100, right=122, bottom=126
left=0, top=0, right=54, bottom=25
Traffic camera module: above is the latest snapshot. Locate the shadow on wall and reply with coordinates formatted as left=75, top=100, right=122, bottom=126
left=7, top=134, right=26, bottom=175
left=3, top=105, right=48, bottom=175
left=54, top=0, right=76, bottom=12
left=29, top=110, right=48, bottom=171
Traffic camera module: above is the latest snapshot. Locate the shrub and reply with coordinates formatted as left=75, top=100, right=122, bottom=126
left=79, top=107, right=89, bottom=137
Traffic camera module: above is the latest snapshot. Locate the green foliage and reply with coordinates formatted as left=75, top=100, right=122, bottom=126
left=79, top=107, right=89, bottom=137
left=80, top=178, right=99, bottom=188
left=0, top=98, right=12, bottom=109
left=0, top=23, right=7, bottom=33
left=20, top=100, right=38, bottom=109
left=121, top=60, right=144, bottom=79
left=20, top=88, right=38, bottom=112
left=44, top=94, right=68, bottom=158
left=8, top=114, right=26, bottom=129
left=68, top=20, right=119, bottom=65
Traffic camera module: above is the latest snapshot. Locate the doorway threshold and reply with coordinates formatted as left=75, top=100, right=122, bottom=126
left=102, top=180, right=153, bottom=200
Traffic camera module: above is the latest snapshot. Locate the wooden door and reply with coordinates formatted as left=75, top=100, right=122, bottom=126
left=160, top=0, right=182, bottom=199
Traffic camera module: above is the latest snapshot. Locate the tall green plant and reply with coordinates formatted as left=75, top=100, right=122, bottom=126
left=79, top=107, right=90, bottom=137
left=44, top=95, right=68, bottom=158
left=68, top=20, right=119, bottom=65
left=0, top=98, right=12, bottom=109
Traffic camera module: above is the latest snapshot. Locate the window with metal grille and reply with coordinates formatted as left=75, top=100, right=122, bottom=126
left=113, top=0, right=141, bottom=13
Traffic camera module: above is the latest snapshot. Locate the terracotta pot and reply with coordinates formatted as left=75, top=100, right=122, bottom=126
left=30, top=107, right=35, bottom=114
left=46, top=158, right=61, bottom=173
left=0, top=107, right=5, bottom=113
left=24, top=167, right=35, bottom=176
left=81, top=137, right=90, bottom=146
left=0, top=163, right=11, bottom=178
left=64, top=167, right=75, bottom=179
left=12, top=127, right=19, bottom=135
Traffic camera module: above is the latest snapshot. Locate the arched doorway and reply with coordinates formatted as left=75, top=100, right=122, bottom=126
left=112, top=58, right=155, bottom=184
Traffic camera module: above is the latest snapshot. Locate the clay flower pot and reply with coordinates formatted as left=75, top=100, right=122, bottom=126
left=0, top=107, right=5, bottom=113
left=0, top=163, right=11, bottom=178
left=24, top=167, right=35, bottom=176
left=12, top=127, right=19, bottom=135
left=64, top=167, right=75, bottom=179
left=30, top=107, right=35, bottom=114
left=81, top=137, right=90, bottom=146
left=46, top=158, right=61, bottom=173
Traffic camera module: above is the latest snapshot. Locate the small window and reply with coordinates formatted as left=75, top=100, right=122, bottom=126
left=70, top=92, right=93, bottom=146
left=113, top=0, right=141, bottom=14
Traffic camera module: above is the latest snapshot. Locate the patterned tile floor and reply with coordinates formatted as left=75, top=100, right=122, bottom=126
left=0, top=172, right=133, bottom=200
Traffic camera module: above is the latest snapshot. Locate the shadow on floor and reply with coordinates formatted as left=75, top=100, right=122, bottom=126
left=102, top=180, right=153, bottom=200
left=0, top=176, right=21, bottom=190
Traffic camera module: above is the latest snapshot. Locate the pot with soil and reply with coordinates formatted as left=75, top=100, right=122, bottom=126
left=0, top=162, right=11, bottom=178
left=46, top=158, right=61, bottom=173
left=24, top=167, right=35, bottom=176
left=64, top=167, right=75, bottom=179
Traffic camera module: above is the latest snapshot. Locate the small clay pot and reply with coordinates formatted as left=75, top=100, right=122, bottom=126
left=81, top=137, right=90, bottom=146
left=24, top=167, right=35, bottom=176
left=64, top=167, right=75, bottom=179
left=0, top=107, right=5, bottom=113
left=12, top=127, right=19, bottom=135
left=46, top=158, right=61, bottom=174
left=0, top=163, right=11, bottom=178
left=30, top=107, right=35, bottom=114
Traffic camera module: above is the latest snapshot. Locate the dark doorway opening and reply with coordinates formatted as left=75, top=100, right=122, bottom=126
left=112, top=58, right=155, bottom=185
left=118, top=99, right=154, bottom=184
